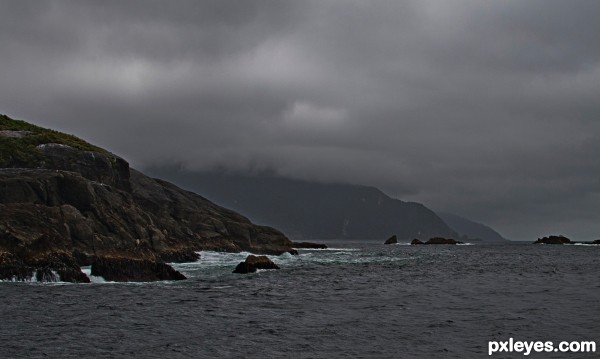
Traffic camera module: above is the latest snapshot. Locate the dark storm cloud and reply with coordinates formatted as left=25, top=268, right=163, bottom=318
left=1, top=0, right=600, bottom=240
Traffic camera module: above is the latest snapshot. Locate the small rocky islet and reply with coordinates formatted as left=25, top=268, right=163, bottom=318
left=385, top=235, right=464, bottom=245
left=0, top=114, right=325, bottom=282
left=533, top=235, right=600, bottom=245
left=384, top=235, right=398, bottom=245
left=232, top=255, right=280, bottom=274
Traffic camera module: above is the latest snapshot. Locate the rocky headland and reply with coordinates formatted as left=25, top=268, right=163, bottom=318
left=0, top=114, right=301, bottom=282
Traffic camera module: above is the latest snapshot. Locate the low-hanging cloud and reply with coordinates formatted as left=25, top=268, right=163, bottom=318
left=1, top=0, right=600, bottom=240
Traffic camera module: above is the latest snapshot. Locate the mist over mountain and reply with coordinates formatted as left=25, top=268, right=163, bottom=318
left=146, top=166, right=459, bottom=241
left=437, top=212, right=508, bottom=242
left=3, top=1, right=600, bottom=240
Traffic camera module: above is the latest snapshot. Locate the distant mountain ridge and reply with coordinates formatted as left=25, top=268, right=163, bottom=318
left=437, top=212, right=508, bottom=242
left=145, top=167, right=458, bottom=241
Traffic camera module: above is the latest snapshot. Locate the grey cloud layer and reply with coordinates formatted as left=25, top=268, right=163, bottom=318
left=1, top=0, right=599, bottom=240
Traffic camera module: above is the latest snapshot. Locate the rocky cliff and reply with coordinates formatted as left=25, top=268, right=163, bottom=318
left=0, top=114, right=296, bottom=282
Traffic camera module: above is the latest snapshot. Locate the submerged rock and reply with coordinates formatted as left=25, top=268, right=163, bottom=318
left=384, top=235, right=398, bottom=245
left=233, top=255, right=280, bottom=274
left=533, top=236, right=571, bottom=244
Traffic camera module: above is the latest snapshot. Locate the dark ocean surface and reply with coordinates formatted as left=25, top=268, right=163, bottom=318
left=1, top=242, right=598, bottom=358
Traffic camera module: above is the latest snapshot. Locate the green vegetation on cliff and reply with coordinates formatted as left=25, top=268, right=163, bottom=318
left=0, top=114, right=105, bottom=168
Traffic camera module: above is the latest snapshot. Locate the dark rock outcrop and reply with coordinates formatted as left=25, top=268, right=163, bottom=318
left=233, top=255, right=280, bottom=274
left=424, top=237, right=463, bottom=245
left=0, top=115, right=296, bottom=282
left=592, top=239, right=600, bottom=245
left=534, top=236, right=571, bottom=244
left=384, top=235, right=398, bottom=245
left=91, top=256, right=186, bottom=282
left=27, top=251, right=91, bottom=283
left=291, top=241, right=328, bottom=249
left=411, top=238, right=424, bottom=245
left=0, top=250, right=90, bottom=283
left=0, top=251, right=33, bottom=281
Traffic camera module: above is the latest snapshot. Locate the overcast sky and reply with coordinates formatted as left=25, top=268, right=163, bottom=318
left=1, top=0, right=599, bottom=240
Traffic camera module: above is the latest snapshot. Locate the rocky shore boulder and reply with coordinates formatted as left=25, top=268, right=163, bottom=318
left=233, top=255, right=280, bottom=274
left=384, top=235, right=398, bottom=245
left=533, top=235, right=571, bottom=244
left=0, top=114, right=296, bottom=282
left=411, top=239, right=424, bottom=245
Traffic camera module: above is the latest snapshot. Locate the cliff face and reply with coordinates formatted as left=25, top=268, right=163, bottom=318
left=0, top=115, right=294, bottom=282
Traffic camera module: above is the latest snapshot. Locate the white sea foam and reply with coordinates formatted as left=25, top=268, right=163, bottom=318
left=173, top=248, right=365, bottom=273
left=171, top=251, right=254, bottom=276
left=80, top=266, right=106, bottom=283
left=0, top=274, right=35, bottom=283
left=188, top=251, right=252, bottom=266
left=78, top=267, right=154, bottom=285
left=0, top=270, right=75, bottom=284
left=0, top=270, right=65, bottom=283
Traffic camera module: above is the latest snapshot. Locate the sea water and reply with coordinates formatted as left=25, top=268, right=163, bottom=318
left=1, top=241, right=598, bottom=358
